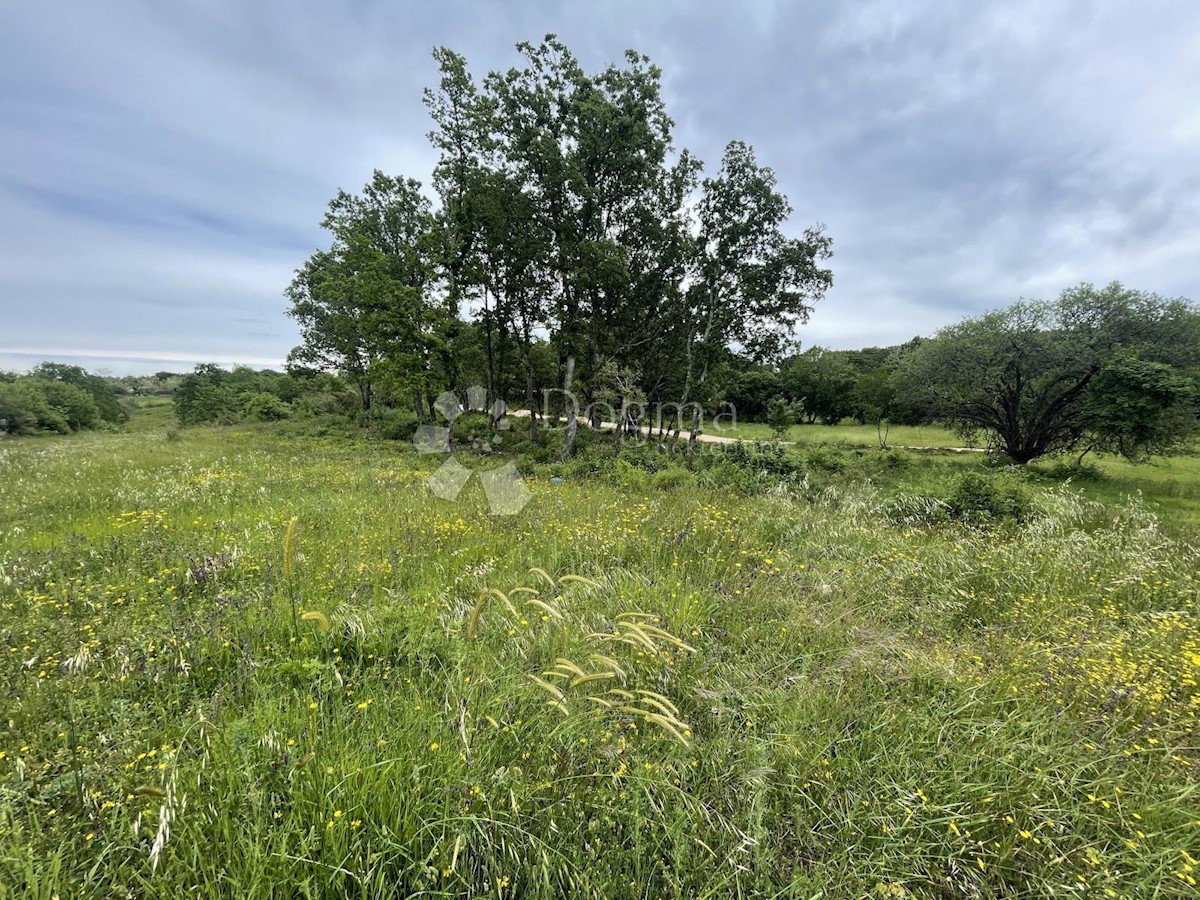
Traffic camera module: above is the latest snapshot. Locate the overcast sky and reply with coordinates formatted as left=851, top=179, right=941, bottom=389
left=2, top=1, right=1197, bottom=374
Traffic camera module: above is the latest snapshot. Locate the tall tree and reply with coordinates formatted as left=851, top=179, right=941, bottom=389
left=681, top=141, right=834, bottom=453
left=286, top=173, right=443, bottom=413
left=482, top=36, right=703, bottom=456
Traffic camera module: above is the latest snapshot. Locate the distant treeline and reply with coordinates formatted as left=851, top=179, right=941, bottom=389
left=6, top=280, right=1198, bottom=467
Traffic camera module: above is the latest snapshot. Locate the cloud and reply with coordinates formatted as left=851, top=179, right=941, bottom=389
left=2, top=0, right=1197, bottom=373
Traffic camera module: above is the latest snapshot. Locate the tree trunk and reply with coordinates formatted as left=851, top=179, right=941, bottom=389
left=423, top=378, right=436, bottom=419
left=483, top=287, right=495, bottom=406
left=687, top=402, right=701, bottom=458
left=559, top=354, right=578, bottom=460
left=525, top=354, right=538, bottom=444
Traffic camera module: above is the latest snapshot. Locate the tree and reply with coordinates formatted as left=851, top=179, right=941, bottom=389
left=175, top=364, right=237, bottom=425
left=781, top=347, right=856, bottom=424
left=900, top=282, right=1199, bottom=463
left=0, top=379, right=74, bottom=433
left=851, top=368, right=895, bottom=426
left=482, top=36, right=699, bottom=457
left=723, top=364, right=783, bottom=420
left=287, top=173, right=443, bottom=413
left=281, top=37, right=833, bottom=455
left=29, top=362, right=127, bottom=426
left=765, top=395, right=802, bottom=439
left=681, top=141, right=833, bottom=454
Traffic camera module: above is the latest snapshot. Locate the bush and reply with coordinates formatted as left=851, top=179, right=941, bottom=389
left=242, top=393, right=292, bottom=422
left=947, top=470, right=1032, bottom=523
left=0, top=379, right=72, bottom=434
left=616, top=439, right=672, bottom=473
left=607, top=458, right=650, bottom=489
left=1042, top=459, right=1104, bottom=481
left=294, top=390, right=360, bottom=418
left=879, top=449, right=912, bottom=470
left=803, top=446, right=846, bottom=474
left=450, top=411, right=493, bottom=448
left=372, top=407, right=419, bottom=442
left=650, top=467, right=690, bottom=490
left=717, top=442, right=807, bottom=477
left=694, top=458, right=757, bottom=495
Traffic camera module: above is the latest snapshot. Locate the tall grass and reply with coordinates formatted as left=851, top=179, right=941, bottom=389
left=0, top=418, right=1197, bottom=897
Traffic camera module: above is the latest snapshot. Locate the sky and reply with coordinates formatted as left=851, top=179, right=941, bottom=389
left=1, top=0, right=1198, bottom=375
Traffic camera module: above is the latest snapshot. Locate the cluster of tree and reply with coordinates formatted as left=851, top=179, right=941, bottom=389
left=725, top=341, right=928, bottom=427
left=286, top=35, right=833, bottom=456
left=0, top=363, right=128, bottom=435
left=899, top=282, right=1200, bottom=463
left=173, top=364, right=356, bottom=426
left=727, top=283, right=1200, bottom=463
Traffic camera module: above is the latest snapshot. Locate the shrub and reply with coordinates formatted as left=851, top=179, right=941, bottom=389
left=616, top=439, right=671, bottom=473
left=879, top=449, right=912, bottom=470
left=608, top=458, right=650, bottom=489
left=1042, top=459, right=1104, bottom=481
left=450, top=411, right=493, bottom=448
left=650, top=467, right=690, bottom=490
left=717, top=441, right=807, bottom=477
left=803, top=446, right=846, bottom=474
left=294, top=390, right=360, bottom=418
left=0, top=379, right=71, bottom=434
left=372, top=407, right=419, bottom=442
left=947, top=470, right=1032, bottom=522
left=242, top=393, right=292, bottom=422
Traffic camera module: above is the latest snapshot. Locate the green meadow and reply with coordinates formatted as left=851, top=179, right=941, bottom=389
left=1, top=409, right=1198, bottom=897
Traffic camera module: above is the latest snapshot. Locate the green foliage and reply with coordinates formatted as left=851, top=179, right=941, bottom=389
left=781, top=346, right=857, bottom=424
left=764, top=395, right=801, bottom=438
left=0, top=379, right=68, bottom=434
left=449, top=411, right=493, bottom=448
left=369, top=407, right=420, bottom=442
left=722, top=365, right=782, bottom=420
left=286, top=172, right=444, bottom=411
left=0, top=364, right=127, bottom=435
left=900, top=282, right=1200, bottom=463
left=1082, top=354, right=1199, bottom=461
left=28, top=362, right=128, bottom=427
left=946, top=470, right=1032, bottom=522
left=174, top=365, right=240, bottom=426
left=0, top=377, right=95, bottom=434
left=279, top=37, right=835, bottom=456
left=172, top=366, right=367, bottom=429
left=241, top=392, right=292, bottom=422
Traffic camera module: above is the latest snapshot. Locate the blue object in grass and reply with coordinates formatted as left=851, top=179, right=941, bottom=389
left=549, top=476, right=564, bottom=485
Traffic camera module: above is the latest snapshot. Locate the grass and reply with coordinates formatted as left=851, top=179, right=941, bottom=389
left=1, top=409, right=1198, bottom=897
left=1078, top=453, right=1200, bottom=529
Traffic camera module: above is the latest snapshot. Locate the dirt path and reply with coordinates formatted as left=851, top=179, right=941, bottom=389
left=507, top=409, right=982, bottom=451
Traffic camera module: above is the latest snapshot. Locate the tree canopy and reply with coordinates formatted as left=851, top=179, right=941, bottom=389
left=898, top=283, right=1200, bottom=462
left=285, top=34, right=833, bottom=454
